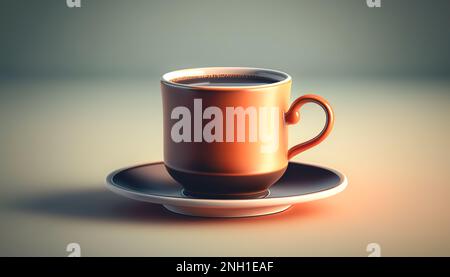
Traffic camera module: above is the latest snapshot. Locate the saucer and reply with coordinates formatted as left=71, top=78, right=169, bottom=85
left=106, top=162, right=347, bottom=218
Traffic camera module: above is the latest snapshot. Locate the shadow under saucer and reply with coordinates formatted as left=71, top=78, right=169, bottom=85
left=10, top=188, right=332, bottom=225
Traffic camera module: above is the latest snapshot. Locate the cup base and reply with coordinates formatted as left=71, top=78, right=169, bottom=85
left=165, top=165, right=286, bottom=199
left=182, top=189, right=269, bottom=199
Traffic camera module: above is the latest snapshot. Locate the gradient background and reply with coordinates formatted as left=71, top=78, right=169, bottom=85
left=0, top=0, right=449, bottom=256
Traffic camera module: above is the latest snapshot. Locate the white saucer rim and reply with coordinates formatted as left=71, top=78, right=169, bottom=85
left=106, top=162, right=347, bottom=208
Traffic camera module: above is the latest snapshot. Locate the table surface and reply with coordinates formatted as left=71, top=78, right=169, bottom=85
left=0, top=77, right=449, bottom=256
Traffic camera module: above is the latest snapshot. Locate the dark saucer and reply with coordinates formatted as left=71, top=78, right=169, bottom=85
left=106, top=162, right=347, bottom=217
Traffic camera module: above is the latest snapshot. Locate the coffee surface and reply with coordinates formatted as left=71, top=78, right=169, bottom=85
left=174, top=75, right=277, bottom=87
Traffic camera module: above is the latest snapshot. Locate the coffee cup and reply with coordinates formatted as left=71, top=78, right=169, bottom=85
left=161, top=67, right=334, bottom=198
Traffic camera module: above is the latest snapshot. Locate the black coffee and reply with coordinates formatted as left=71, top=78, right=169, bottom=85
left=174, top=75, right=278, bottom=87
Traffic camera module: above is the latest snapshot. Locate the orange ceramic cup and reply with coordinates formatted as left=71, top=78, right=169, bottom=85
left=161, top=67, right=334, bottom=198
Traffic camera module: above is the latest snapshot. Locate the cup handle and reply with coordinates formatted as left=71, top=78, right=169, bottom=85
left=285, top=94, right=334, bottom=160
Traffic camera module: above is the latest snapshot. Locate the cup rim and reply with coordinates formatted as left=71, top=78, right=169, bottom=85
left=161, top=67, right=292, bottom=90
